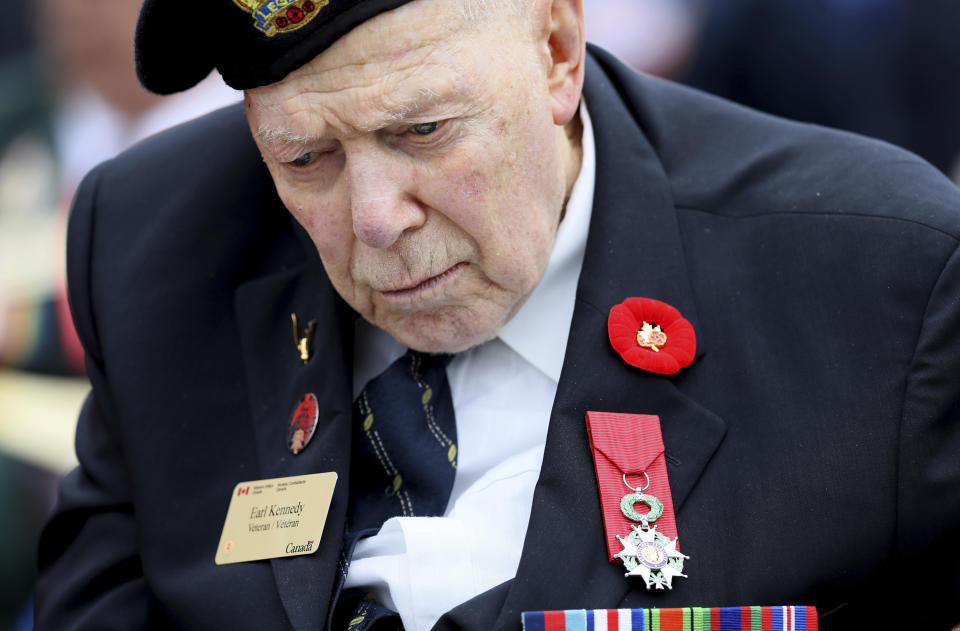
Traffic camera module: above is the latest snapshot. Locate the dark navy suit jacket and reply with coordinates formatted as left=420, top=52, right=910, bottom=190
left=36, top=47, right=960, bottom=629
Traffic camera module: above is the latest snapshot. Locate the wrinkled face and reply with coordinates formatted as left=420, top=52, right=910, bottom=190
left=247, top=0, right=576, bottom=352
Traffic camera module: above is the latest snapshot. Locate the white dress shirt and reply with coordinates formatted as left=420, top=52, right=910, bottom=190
left=345, top=103, right=596, bottom=631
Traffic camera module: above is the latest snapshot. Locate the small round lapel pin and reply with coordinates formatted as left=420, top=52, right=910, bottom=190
left=287, top=393, right=319, bottom=455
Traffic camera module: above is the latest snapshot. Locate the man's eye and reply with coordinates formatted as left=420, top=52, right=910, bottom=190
left=410, top=122, right=440, bottom=135
left=290, top=152, right=317, bottom=167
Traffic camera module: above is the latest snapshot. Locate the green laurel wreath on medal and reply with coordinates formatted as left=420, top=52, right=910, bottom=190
left=614, top=472, right=689, bottom=589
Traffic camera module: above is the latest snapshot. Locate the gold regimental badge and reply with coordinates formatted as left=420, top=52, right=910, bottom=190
left=233, top=0, right=329, bottom=37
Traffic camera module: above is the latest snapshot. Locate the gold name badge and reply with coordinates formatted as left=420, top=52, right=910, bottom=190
left=215, top=472, right=337, bottom=565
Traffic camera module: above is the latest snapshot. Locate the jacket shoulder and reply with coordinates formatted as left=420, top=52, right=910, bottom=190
left=67, top=103, right=302, bottom=279
left=586, top=45, right=960, bottom=241
left=65, top=103, right=307, bottom=358
left=83, top=103, right=266, bottom=208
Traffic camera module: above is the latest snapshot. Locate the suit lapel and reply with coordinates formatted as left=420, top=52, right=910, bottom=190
left=234, top=251, right=355, bottom=630
left=486, top=54, right=728, bottom=626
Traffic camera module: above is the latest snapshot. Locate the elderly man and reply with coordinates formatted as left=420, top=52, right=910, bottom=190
left=35, top=0, right=960, bottom=629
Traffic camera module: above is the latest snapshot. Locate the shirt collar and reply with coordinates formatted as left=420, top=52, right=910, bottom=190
left=497, top=101, right=596, bottom=383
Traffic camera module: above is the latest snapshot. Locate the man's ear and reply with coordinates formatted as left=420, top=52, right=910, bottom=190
left=539, top=0, right=585, bottom=126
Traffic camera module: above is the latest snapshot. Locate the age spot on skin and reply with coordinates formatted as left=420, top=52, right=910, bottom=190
left=459, top=170, right=488, bottom=199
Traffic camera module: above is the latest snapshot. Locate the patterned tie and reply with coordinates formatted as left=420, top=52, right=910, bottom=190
left=330, top=350, right=458, bottom=630
left=347, top=349, right=458, bottom=533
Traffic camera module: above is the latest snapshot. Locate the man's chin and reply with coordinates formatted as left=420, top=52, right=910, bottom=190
left=380, top=312, right=502, bottom=354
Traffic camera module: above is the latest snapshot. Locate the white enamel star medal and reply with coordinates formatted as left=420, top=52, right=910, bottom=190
left=614, top=472, right=689, bottom=589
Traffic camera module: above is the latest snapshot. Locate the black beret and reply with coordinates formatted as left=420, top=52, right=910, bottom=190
left=135, top=0, right=417, bottom=94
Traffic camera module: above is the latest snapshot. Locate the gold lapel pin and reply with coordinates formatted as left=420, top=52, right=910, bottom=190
left=291, top=313, right=317, bottom=364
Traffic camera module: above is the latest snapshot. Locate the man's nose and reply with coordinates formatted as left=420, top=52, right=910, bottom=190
left=346, top=152, right=425, bottom=249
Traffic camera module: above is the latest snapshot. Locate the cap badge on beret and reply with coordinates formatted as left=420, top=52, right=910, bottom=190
left=232, top=0, right=328, bottom=37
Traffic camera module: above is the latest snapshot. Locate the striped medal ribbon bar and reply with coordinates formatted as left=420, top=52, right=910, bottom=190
left=522, top=606, right=818, bottom=631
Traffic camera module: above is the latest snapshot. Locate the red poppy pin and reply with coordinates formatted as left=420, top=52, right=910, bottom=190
left=608, top=298, right=696, bottom=374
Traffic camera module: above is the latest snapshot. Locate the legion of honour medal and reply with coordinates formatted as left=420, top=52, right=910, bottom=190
left=614, top=472, right=689, bottom=589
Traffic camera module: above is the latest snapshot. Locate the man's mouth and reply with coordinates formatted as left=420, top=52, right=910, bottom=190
left=379, top=262, right=467, bottom=300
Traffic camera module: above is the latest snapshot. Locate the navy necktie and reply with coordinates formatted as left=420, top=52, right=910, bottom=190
left=348, top=349, right=458, bottom=533
left=330, top=350, right=458, bottom=631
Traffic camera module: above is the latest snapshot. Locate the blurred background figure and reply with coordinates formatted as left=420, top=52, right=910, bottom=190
left=0, top=0, right=238, bottom=627
left=585, top=0, right=699, bottom=78
left=1, top=0, right=239, bottom=374
left=678, top=0, right=960, bottom=178
left=587, top=0, right=960, bottom=182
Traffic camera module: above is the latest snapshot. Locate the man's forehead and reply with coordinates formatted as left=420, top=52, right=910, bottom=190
left=248, top=4, right=479, bottom=137
left=306, top=0, right=467, bottom=73
left=249, top=51, right=471, bottom=135
left=265, top=1, right=468, bottom=94
left=266, top=47, right=457, bottom=104
left=253, top=83, right=468, bottom=146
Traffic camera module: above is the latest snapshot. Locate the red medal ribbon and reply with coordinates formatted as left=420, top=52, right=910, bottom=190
left=585, top=411, right=679, bottom=562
